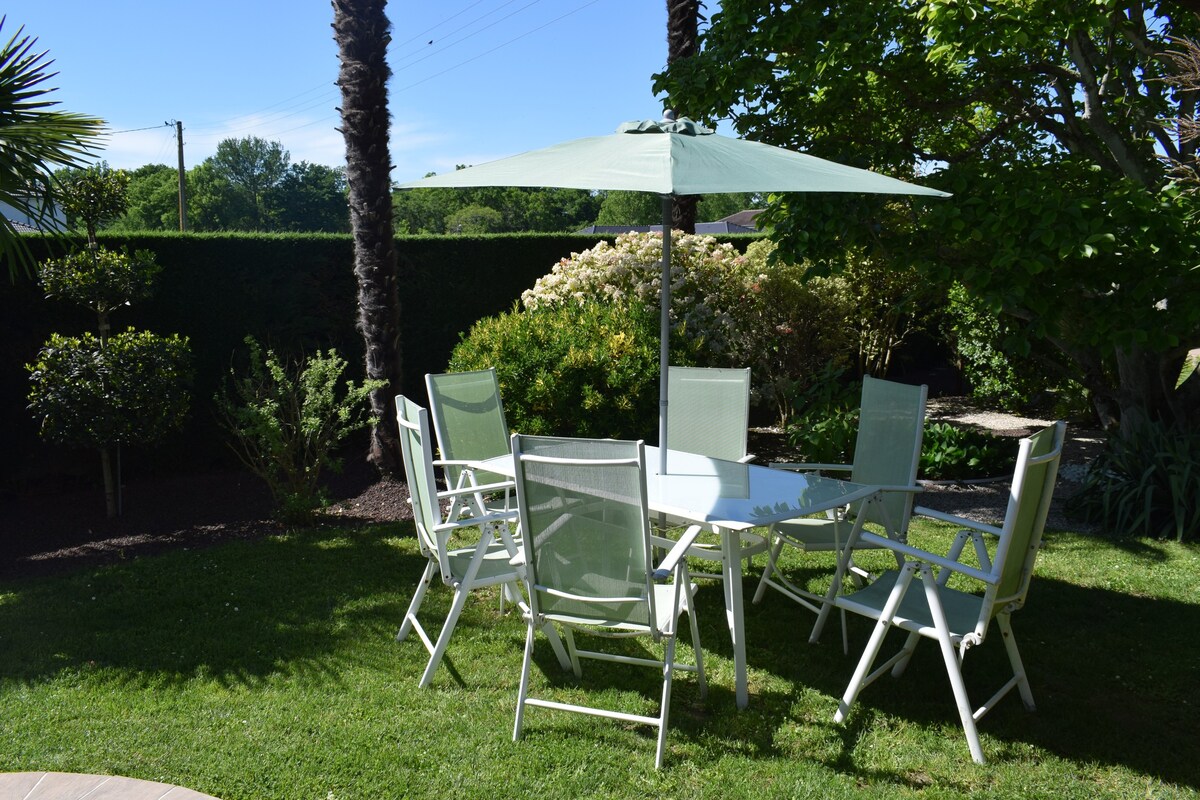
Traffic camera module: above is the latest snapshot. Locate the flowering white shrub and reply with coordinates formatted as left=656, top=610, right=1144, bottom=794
left=521, top=231, right=761, bottom=358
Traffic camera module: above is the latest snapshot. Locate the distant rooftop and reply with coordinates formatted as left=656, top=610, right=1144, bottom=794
left=578, top=209, right=764, bottom=236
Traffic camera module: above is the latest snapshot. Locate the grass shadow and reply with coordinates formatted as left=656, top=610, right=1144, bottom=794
left=0, top=521, right=423, bottom=687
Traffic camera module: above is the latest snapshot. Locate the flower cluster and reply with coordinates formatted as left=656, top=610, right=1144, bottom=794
left=521, top=231, right=761, bottom=357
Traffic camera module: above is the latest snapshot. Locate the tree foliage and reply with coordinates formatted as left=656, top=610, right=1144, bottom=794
left=657, top=0, right=1200, bottom=432
left=0, top=18, right=105, bottom=278
left=392, top=181, right=601, bottom=234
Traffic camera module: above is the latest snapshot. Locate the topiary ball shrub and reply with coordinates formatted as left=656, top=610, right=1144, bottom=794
left=449, top=299, right=700, bottom=441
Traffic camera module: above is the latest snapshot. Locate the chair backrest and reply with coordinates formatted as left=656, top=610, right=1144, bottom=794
left=850, top=376, right=928, bottom=534
left=425, top=368, right=511, bottom=489
left=666, top=366, right=751, bottom=461
left=395, top=394, right=451, bottom=580
left=990, top=421, right=1066, bottom=610
left=511, top=434, right=656, bottom=631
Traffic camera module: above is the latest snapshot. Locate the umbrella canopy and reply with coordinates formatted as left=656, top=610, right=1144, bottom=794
left=398, top=116, right=950, bottom=467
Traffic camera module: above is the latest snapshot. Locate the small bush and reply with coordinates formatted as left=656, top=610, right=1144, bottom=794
left=783, top=371, right=1013, bottom=480
left=449, top=299, right=700, bottom=441
left=783, top=367, right=861, bottom=464
left=27, top=329, right=192, bottom=448
left=942, top=282, right=1086, bottom=415
left=919, top=422, right=1013, bottom=481
left=1068, top=418, right=1200, bottom=541
left=216, top=338, right=383, bottom=524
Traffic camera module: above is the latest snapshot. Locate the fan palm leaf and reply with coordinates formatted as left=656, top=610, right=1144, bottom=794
left=0, top=16, right=105, bottom=278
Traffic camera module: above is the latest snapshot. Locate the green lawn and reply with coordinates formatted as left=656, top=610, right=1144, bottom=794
left=1, top=518, right=1197, bottom=799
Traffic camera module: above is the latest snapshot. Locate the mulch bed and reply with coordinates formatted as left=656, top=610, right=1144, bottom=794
left=0, top=412, right=1102, bottom=582
left=0, top=458, right=411, bottom=581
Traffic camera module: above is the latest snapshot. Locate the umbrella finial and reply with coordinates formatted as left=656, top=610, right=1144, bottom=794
left=663, top=109, right=678, bottom=122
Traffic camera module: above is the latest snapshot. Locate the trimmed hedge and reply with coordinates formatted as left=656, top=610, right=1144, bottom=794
left=2, top=232, right=648, bottom=487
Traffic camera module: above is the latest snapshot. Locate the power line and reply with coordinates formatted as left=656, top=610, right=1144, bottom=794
left=105, top=1, right=603, bottom=153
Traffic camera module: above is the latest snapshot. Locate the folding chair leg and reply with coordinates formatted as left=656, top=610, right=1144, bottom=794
left=418, top=582, right=471, bottom=688
left=835, top=563, right=917, bottom=723
left=562, top=627, right=583, bottom=678
left=997, top=614, right=1035, bottom=711
left=656, top=634, right=677, bottom=770
left=753, top=536, right=786, bottom=604
left=921, top=567, right=986, bottom=764
left=397, top=560, right=436, bottom=641
left=685, top=598, right=707, bottom=699
left=513, top=623, right=536, bottom=742
left=890, top=630, right=922, bottom=678
left=541, top=621, right=573, bottom=671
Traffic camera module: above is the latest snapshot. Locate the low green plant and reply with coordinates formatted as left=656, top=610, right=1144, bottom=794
left=783, top=367, right=861, bottom=464
left=450, top=299, right=700, bottom=441
left=1068, top=418, right=1200, bottom=541
left=920, top=421, right=1013, bottom=481
left=216, top=338, right=384, bottom=523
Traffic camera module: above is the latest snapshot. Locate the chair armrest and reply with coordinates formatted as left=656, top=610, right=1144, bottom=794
left=871, top=484, right=925, bottom=494
left=912, top=505, right=1003, bottom=537
left=737, top=453, right=757, bottom=463
left=770, top=462, right=852, bottom=473
left=855, top=530, right=997, bottom=584
left=433, top=457, right=493, bottom=468
left=432, top=509, right=516, bottom=534
left=435, top=479, right=517, bottom=501
left=652, top=525, right=705, bottom=581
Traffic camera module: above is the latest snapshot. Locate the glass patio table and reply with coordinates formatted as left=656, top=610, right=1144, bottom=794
left=472, top=445, right=882, bottom=709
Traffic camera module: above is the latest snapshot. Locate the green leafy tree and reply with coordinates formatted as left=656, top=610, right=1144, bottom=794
left=0, top=18, right=105, bottom=278
left=657, top=0, right=1200, bottom=434
left=55, top=162, right=128, bottom=239
left=208, top=136, right=290, bottom=229
left=445, top=203, right=503, bottom=234
left=392, top=168, right=602, bottom=234
left=30, top=166, right=190, bottom=516
left=106, top=164, right=179, bottom=231
left=269, top=161, right=349, bottom=232
left=186, top=160, right=252, bottom=230
left=595, top=191, right=662, bottom=226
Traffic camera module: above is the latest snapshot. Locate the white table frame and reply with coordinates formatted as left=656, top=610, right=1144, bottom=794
left=471, top=446, right=881, bottom=709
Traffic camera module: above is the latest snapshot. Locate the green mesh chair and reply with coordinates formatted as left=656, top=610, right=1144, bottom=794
left=666, top=366, right=754, bottom=463
left=754, top=376, right=927, bottom=618
left=510, top=434, right=706, bottom=769
left=813, top=422, right=1066, bottom=764
left=395, top=394, right=525, bottom=688
left=425, top=368, right=513, bottom=520
left=656, top=366, right=767, bottom=578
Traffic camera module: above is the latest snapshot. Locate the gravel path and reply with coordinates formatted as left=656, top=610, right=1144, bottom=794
left=917, top=398, right=1103, bottom=532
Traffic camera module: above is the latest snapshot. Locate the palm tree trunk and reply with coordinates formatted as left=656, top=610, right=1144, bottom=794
left=333, top=0, right=403, bottom=474
left=667, top=0, right=700, bottom=233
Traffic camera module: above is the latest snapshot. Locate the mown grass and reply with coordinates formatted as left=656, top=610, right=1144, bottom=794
left=1, top=517, right=1197, bottom=799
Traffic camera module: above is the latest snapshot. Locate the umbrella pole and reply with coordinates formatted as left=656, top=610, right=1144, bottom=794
left=659, top=194, right=673, bottom=475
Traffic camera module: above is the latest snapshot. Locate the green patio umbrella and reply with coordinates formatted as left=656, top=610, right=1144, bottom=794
left=398, top=115, right=950, bottom=468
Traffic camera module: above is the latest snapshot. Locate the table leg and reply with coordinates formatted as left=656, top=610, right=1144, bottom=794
left=721, top=524, right=749, bottom=709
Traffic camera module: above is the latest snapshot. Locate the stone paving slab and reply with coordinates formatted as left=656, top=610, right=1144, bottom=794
left=0, top=772, right=220, bottom=799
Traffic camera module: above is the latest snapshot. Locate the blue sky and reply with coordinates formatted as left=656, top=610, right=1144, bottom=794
left=8, top=1, right=691, bottom=181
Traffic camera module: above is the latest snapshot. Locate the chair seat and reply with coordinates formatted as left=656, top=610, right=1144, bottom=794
left=774, top=517, right=889, bottom=552
left=545, top=582, right=696, bottom=634
left=836, top=569, right=985, bottom=639
left=446, top=541, right=521, bottom=585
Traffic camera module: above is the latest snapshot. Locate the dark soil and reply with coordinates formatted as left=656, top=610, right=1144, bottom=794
left=0, top=458, right=412, bottom=581
left=0, top=408, right=1101, bottom=581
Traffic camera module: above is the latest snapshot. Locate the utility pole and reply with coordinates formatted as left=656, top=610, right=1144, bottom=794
left=169, top=120, right=188, bottom=232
